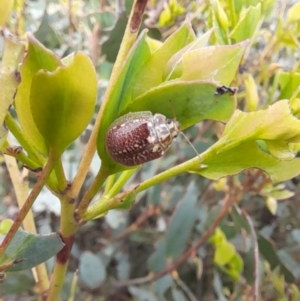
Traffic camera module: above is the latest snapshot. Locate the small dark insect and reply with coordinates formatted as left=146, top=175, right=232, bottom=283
left=105, top=111, right=180, bottom=167
left=215, top=85, right=237, bottom=96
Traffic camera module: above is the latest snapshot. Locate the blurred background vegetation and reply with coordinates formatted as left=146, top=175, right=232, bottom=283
left=1, top=0, right=300, bottom=300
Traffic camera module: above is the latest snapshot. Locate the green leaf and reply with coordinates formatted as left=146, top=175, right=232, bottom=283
left=244, top=72, right=259, bottom=111
left=147, top=240, right=167, bottom=272
left=132, top=22, right=196, bottom=99
left=224, top=253, right=244, bottom=280
left=126, top=80, right=236, bottom=130
left=0, top=0, right=13, bottom=26
left=0, top=38, right=24, bottom=126
left=102, top=15, right=128, bottom=63
left=35, top=12, right=60, bottom=49
left=278, top=71, right=300, bottom=100
left=258, top=234, right=295, bottom=282
left=79, top=251, right=106, bottom=289
left=0, top=229, right=64, bottom=272
left=158, top=0, right=185, bottom=27
left=265, top=140, right=295, bottom=161
left=30, top=52, right=97, bottom=155
left=0, top=219, right=14, bottom=234
left=164, top=29, right=213, bottom=81
left=210, top=228, right=243, bottom=280
left=90, top=11, right=116, bottom=29
left=96, top=32, right=152, bottom=172
left=179, top=41, right=248, bottom=85
left=165, top=182, right=198, bottom=259
left=287, top=2, right=300, bottom=23
left=208, top=6, right=226, bottom=45
left=215, top=100, right=300, bottom=152
left=214, top=242, right=236, bottom=265
left=266, top=188, right=294, bottom=201
left=0, top=38, right=24, bottom=149
left=193, top=141, right=300, bottom=183
left=230, top=205, right=251, bottom=234
left=276, top=19, right=299, bottom=49
left=261, top=0, right=276, bottom=18
left=15, top=34, right=61, bottom=156
left=230, top=4, right=261, bottom=42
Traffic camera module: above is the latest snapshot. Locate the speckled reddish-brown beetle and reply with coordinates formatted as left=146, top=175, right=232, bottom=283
left=105, top=111, right=180, bottom=166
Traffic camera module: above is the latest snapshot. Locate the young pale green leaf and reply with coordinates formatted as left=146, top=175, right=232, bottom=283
left=0, top=0, right=13, bottom=26
left=214, top=0, right=229, bottom=31
left=261, top=0, right=276, bottom=18
left=276, top=19, right=298, bottom=49
left=165, top=182, right=197, bottom=259
left=278, top=71, right=300, bottom=100
left=158, top=0, right=185, bottom=27
left=132, top=22, right=196, bottom=99
left=209, top=6, right=226, bottom=45
left=266, top=196, right=277, bottom=215
left=266, top=188, right=294, bottom=201
left=0, top=229, right=64, bottom=272
left=30, top=52, right=97, bottom=155
left=229, top=3, right=261, bottom=42
left=15, top=34, right=61, bottom=156
left=125, top=80, right=236, bottom=130
left=287, top=2, right=300, bottom=23
left=146, top=36, right=163, bottom=53
left=214, top=242, right=236, bottom=266
left=163, top=29, right=213, bottom=81
left=210, top=228, right=243, bottom=280
left=244, top=72, right=259, bottom=111
left=265, top=140, right=295, bottom=161
left=209, top=227, right=227, bottom=245
left=192, top=141, right=300, bottom=183
left=215, top=100, right=300, bottom=153
left=0, top=125, right=7, bottom=150
left=0, top=219, right=13, bottom=234
left=179, top=41, right=248, bottom=85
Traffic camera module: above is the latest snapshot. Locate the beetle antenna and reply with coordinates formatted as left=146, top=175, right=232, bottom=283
left=180, top=131, right=202, bottom=162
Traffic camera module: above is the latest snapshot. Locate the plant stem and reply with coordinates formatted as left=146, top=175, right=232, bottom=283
left=46, top=196, right=78, bottom=301
left=0, top=149, right=57, bottom=257
left=76, top=165, right=109, bottom=217
left=104, top=174, right=116, bottom=194
left=5, top=113, right=45, bottom=165
left=3, top=139, right=40, bottom=169
left=81, top=155, right=205, bottom=221
left=69, top=0, right=148, bottom=200
left=106, top=168, right=138, bottom=198
left=54, top=159, right=68, bottom=192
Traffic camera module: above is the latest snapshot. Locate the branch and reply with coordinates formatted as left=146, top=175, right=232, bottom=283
left=4, top=155, right=50, bottom=293
left=0, top=150, right=57, bottom=257
left=114, top=193, right=234, bottom=287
